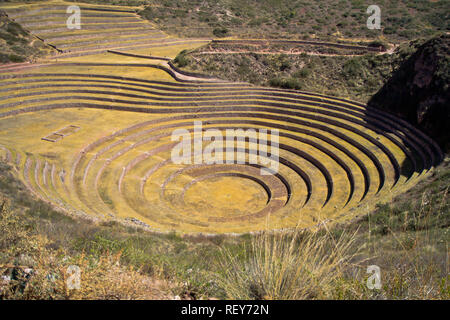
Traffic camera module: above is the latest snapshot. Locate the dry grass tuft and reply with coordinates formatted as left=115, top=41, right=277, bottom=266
left=217, top=227, right=358, bottom=299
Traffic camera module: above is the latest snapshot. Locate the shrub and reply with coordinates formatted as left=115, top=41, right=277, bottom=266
left=174, top=50, right=189, bottom=68
left=217, top=229, right=357, bottom=299
left=368, top=40, right=389, bottom=51
left=342, top=58, right=363, bottom=78
left=294, top=68, right=311, bottom=78
left=269, top=77, right=302, bottom=90
left=213, top=27, right=229, bottom=38
left=279, top=60, right=291, bottom=71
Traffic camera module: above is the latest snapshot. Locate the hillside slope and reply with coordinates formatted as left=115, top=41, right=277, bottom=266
left=0, top=9, right=53, bottom=63
left=175, top=36, right=434, bottom=102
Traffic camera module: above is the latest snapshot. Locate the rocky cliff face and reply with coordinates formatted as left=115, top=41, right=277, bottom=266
left=368, top=34, right=449, bottom=153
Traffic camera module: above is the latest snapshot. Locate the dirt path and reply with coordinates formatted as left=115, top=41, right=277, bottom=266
left=194, top=47, right=397, bottom=57
left=195, top=50, right=362, bottom=57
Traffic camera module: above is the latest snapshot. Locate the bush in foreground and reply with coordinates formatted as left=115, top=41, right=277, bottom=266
left=218, top=229, right=357, bottom=299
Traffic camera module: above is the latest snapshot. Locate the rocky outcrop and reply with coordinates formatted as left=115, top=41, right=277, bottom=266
left=368, top=34, right=449, bottom=153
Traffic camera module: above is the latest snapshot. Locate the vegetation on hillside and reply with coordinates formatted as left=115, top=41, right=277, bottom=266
left=138, top=0, right=449, bottom=41
left=0, top=10, right=53, bottom=63
left=175, top=36, right=432, bottom=103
